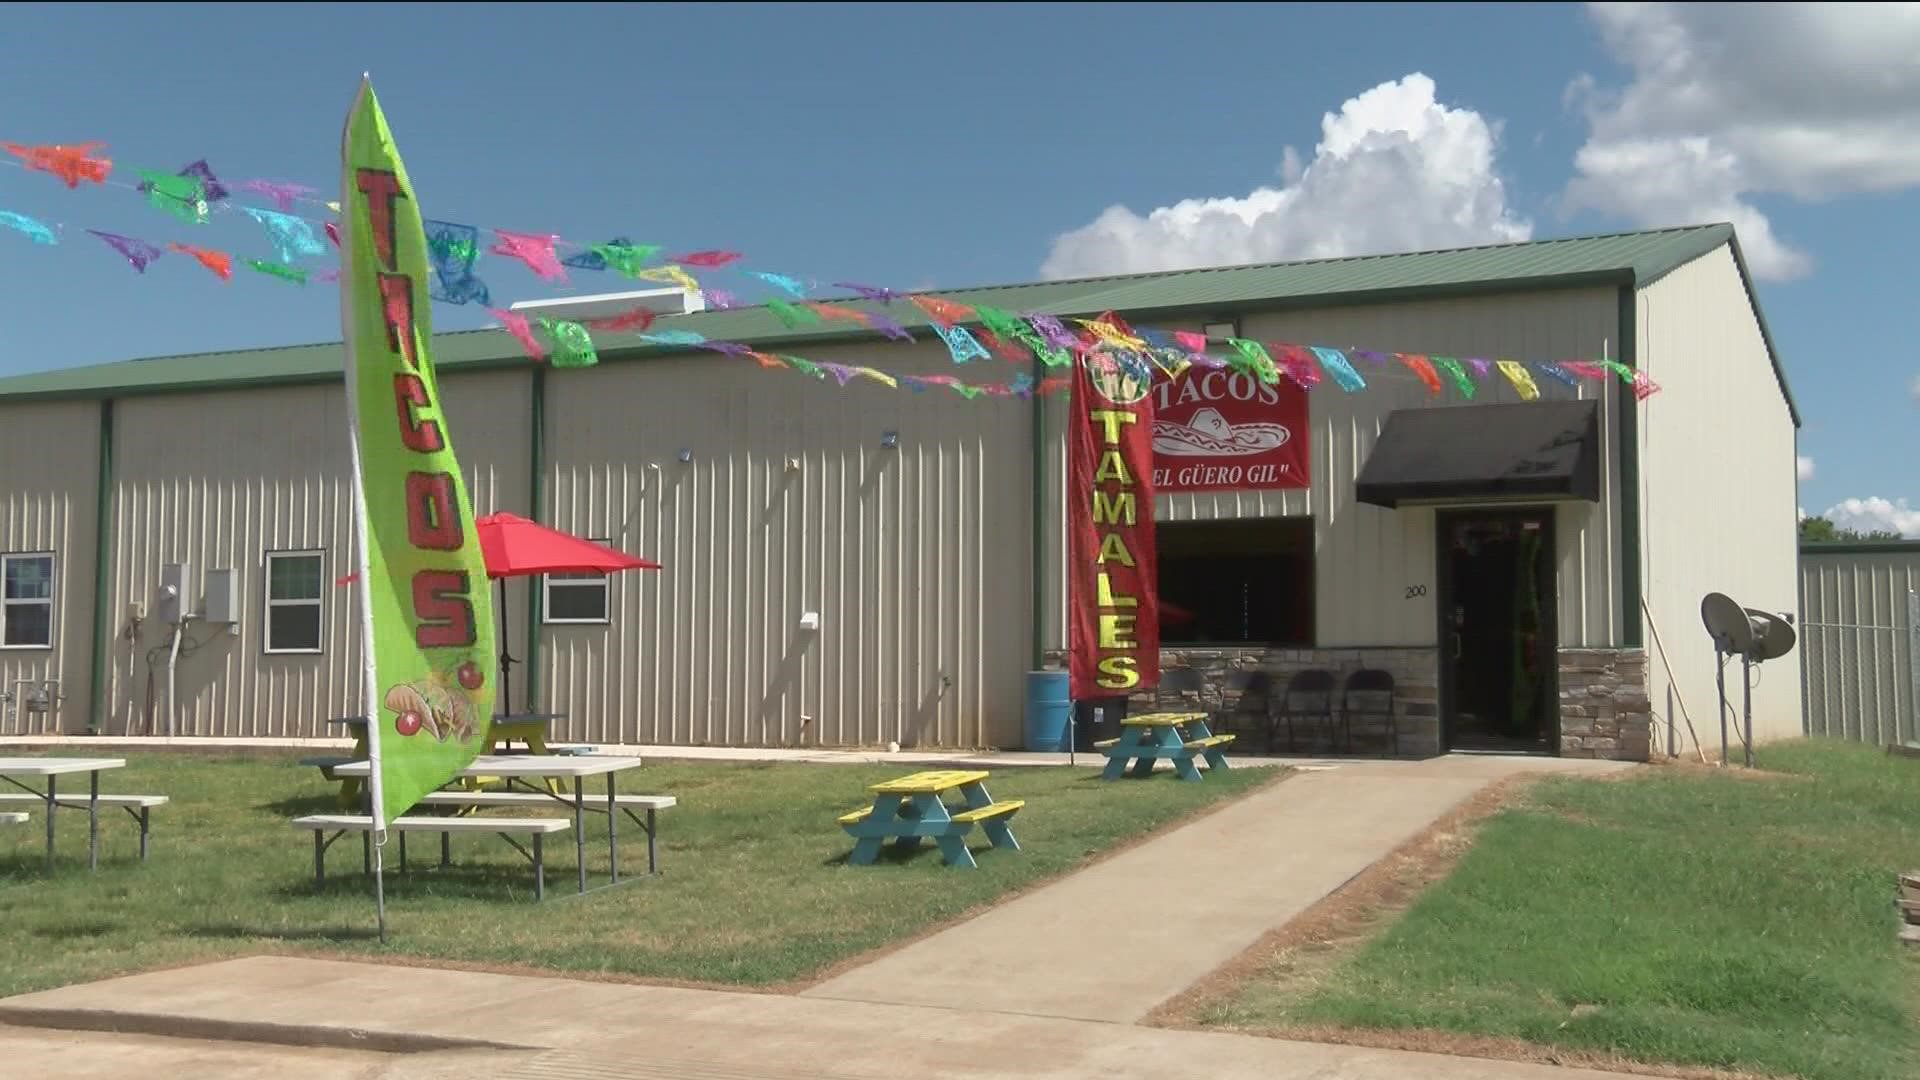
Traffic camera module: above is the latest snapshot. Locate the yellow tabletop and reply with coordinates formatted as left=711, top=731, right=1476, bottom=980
left=868, top=769, right=990, bottom=794
left=1121, top=712, right=1205, bottom=727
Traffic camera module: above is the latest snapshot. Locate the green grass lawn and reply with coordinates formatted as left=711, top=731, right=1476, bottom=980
left=0, top=752, right=1273, bottom=997
left=1200, top=740, right=1920, bottom=1080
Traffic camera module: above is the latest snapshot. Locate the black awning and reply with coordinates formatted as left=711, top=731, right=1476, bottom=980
left=1354, top=400, right=1601, bottom=509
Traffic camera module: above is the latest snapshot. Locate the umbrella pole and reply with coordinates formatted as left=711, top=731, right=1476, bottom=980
left=497, top=577, right=513, bottom=718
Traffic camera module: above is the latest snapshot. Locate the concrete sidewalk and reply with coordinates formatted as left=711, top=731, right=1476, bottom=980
left=0, top=1024, right=474, bottom=1080
left=0, top=955, right=1641, bottom=1079
left=804, top=754, right=1626, bottom=1023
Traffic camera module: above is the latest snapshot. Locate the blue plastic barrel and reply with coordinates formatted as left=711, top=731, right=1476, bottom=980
left=1024, top=670, right=1072, bottom=751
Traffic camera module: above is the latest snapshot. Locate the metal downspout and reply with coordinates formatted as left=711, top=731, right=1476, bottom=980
left=86, top=399, right=114, bottom=734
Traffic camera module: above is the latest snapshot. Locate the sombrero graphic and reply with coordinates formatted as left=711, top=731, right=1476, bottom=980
left=1153, top=408, right=1291, bottom=457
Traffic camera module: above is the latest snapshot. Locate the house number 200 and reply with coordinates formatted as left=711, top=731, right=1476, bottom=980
left=1405, top=585, right=1428, bottom=599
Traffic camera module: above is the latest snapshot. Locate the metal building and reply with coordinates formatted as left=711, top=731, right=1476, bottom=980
left=0, top=224, right=1801, bottom=760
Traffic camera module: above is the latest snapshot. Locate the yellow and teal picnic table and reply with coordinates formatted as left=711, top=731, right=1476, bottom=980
left=1096, top=712, right=1235, bottom=781
left=837, top=769, right=1024, bottom=869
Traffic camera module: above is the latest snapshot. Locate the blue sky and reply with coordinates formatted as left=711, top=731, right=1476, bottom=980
left=1, top=4, right=1915, bottom=528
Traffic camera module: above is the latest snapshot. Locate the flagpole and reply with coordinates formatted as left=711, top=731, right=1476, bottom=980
left=339, top=74, right=388, bottom=944
left=373, top=833, right=387, bottom=943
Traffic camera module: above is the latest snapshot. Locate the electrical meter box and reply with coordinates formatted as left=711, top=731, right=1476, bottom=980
left=157, top=562, right=192, bottom=625
left=202, top=568, right=238, bottom=625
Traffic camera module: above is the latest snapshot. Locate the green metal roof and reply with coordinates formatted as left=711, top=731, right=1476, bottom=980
left=0, top=222, right=1793, bottom=422
left=1800, top=539, right=1920, bottom=556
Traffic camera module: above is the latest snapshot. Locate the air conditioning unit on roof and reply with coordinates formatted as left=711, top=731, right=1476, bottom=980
left=504, top=287, right=703, bottom=323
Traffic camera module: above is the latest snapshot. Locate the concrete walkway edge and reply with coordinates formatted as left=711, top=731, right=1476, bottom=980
left=0, top=955, right=1652, bottom=1079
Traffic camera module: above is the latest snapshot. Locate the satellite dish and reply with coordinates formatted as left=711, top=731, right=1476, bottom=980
left=1743, top=608, right=1797, bottom=662
left=1701, top=593, right=1754, bottom=656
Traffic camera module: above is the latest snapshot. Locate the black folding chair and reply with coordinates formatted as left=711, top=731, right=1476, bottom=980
left=1214, top=670, right=1273, bottom=743
left=1274, top=669, right=1338, bottom=753
left=1342, top=668, right=1398, bottom=756
left=1157, top=666, right=1207, bottom=712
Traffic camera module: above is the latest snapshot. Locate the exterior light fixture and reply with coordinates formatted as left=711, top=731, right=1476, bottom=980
left=881, top=431, right=899, bottom=449
left=677, top=448, right=693, bottom=463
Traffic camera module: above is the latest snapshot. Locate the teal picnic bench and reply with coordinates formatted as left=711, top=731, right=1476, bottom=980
left=1098, top=711, right=1235, bottom=781
left=837, top=769, right=1023, bottom=869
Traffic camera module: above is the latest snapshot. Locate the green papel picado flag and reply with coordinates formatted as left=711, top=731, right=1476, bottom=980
left=339, top=77, right=495, bottom=831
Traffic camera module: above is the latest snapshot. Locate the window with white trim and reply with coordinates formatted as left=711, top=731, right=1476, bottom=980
left=0, top=553, right=54, bottom=649
left=264, top=551, right=324, bottom=654
left=544, top=542, right=611, bottom=624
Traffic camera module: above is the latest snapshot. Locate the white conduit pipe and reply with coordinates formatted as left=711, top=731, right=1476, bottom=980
left=164, top=616, right=191, bottom=738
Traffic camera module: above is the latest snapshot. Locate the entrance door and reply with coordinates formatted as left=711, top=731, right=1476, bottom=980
left=1437, top=510, right=1557, bottom=753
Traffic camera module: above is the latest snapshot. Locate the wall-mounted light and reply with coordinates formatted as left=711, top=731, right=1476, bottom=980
left=677, top=448, right=693, bottom=463
left=880, top=431, right=899, bottom=450
left=1202, top=319, right=1238, bottom=341
left=784, top=457, right=801, bottom=472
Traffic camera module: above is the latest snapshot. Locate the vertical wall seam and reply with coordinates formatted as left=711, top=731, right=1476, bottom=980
left=86, top=398, right=114, bottom=734
left=1617, top=284, right=1644, bottom=648
left=525, top=364, right=545, bottom=713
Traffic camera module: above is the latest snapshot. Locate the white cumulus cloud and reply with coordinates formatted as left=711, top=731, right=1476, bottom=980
left=1826, top=497, right=1920, bottom=538
left=1796, top=455, right=1815, bottom=482
left=1039, top=73, right=1532, bottom=279
left=1566, top=3, right=1920, bottom=281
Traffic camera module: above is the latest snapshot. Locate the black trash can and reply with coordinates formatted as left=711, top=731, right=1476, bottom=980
left=1071, top=695, right=1130, bottom=751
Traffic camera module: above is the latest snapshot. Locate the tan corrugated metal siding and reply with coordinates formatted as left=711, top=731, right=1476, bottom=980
left=1798, top=549, right=1918, bottom=746
left=540, top=339, right=1033, bottom=749
left=103, top=373, right=528, bottom=738
left=1637, top=245, right=1802, bottom=753
left=1043, top=287, right=1625, bottom=654
left=0, top=401, right=99, bottom=733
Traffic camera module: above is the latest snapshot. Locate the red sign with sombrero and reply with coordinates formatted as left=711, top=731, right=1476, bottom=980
left=1150, top=366, right=1309, bottom=492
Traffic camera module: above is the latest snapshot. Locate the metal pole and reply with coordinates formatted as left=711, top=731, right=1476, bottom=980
left=44, top=773, right=55, bottom=871
left=573, top=778, right=586, bottom=894
left=497, top=577, right=513, bottom=717
left=373, top=835, right=387, bottom=944
left=88, top=769, right=99, bottom=872
left=1716, top=650, right=1728, bottom=767
left=606, top=773, right=618, bottom=885
left=1742, top=653, right=1754, bottom=768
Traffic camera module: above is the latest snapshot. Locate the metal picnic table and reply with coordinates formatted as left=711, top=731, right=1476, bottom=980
left=837, top=769, right=1024, bottom=869
left=333, top=753, right=645, bottom=894
left=0, top=757, right=124, bottom=871
left=1098, top=712, right=1235, bottom=781
left=322, top=713, right=566, bottom=806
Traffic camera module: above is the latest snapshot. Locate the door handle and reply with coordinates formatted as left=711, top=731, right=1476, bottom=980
left=1450, top=633, right=1462, bottom=660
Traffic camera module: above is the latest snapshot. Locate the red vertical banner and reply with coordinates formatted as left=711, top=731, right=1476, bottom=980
left=1068, top=349, right=1160, bottom=699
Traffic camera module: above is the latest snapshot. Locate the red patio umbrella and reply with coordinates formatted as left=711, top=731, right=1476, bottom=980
left=475, top=512, right=661, bottom=580
left=474, top=512, right=661, bottom=713
left=337, top=515, right=663, bottom=712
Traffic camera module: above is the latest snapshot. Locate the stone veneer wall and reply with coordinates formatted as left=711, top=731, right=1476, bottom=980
left=1556, top=649, right=1652, bottom=761
left=1083, top=647, right=1443, bottom=757
left=1043, top=646, right=1649, bottom=761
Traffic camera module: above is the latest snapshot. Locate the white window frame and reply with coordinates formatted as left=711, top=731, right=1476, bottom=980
left=543, top=541, right=612, bottom=625
left=263, top=550, right=326, bottom=656
left=0, top=552, right=55, bottom=651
